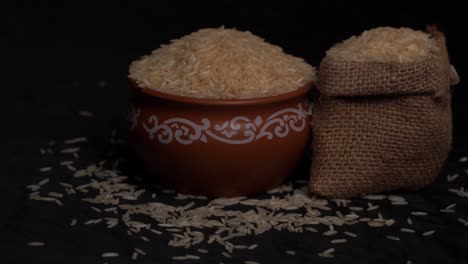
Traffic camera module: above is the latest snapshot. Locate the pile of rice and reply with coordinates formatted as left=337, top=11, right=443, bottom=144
left=326, top=27, right=439, bottom=63
left=129, top=28, right=316, bottom=99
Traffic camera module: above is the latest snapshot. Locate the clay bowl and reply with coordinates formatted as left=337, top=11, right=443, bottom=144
left=128, top=79, right=313, bottom=197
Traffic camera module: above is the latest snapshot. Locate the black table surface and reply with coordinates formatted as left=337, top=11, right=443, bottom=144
left=2, top=2, right=468, bottom=264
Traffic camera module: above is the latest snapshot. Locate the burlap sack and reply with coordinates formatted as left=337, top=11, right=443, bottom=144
left=310, top=29, right=459, bottom=198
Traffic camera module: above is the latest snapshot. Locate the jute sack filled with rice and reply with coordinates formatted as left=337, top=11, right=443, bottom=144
left=310, top=26, right=459, bottom=198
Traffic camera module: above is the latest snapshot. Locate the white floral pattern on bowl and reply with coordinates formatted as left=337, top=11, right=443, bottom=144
left=128, top=101, right=311, bottom=145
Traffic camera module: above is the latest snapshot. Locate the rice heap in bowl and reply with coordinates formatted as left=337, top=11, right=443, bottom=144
left=129, top=28, right=316, bottom=99
left=326, top=27, right=440, bottom=63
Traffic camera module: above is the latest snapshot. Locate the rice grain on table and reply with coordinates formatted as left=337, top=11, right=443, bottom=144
left=422, top=230, right=435, bottom=236
left=388, top=195, right=406, bottom=202
left=447, top=174, right=459, bottom=182
left=28, top=131, right=468, bottom=262
left=26, top=184, right=40, bottom=191
left=363, top=195, right=386, bottom=200
left=400, top=228, right=416, bottom=233
left=29, top=191, right=40, bottom=197
left=457, top=217, right=468, bottom=226
left=27, top=242, right=45, bottom=246
left=64, top=137, right=87, bottom=144
left=248, top=244, right=258, bottom=250
left=39, top=167, right=52, bottom=172
left=385, top=219, right=396, bottom=226
left=102, top=252, right=119, bottom=258
left=331, top=239, right=347, bottom=244
left=38, top=178, right=50, bottom=186
left=440, top=208, right=455, bottom=213
left=172, top=256, right=189, bottom=260
left=134, top=248, right=146, bottom=255
left=368, top=221, right=385, bottom=227
left=60, top=147, right=80, bottom=154
left=48, top=192, right=63, bottom=198
left=344, top=231, right=357, bottom=237
left=129, top=28, right=316, bottom=99
left=411, top=211, right=428, bottom=216
left=386, top=235, right=400, bottom=241
left=322, top=230, right=338, bottom=236
left=318, top=253, right=334, bottom=258
left=222, top=252, right=232, bottom=258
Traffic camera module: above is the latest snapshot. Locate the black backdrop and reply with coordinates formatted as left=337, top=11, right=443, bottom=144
left=2, top=1, right=468, bottom=264
left=3, top=1, right=467, bottom=146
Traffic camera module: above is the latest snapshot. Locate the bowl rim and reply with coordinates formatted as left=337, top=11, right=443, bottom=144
left=129, top=78, right=313, bottom=106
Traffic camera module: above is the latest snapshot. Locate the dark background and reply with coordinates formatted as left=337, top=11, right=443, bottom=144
left=3, top=1, right=467, bottom=148
left=2, top=1, right=468, bottom=263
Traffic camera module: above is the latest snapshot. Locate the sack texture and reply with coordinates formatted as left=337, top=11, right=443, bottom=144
left=310, top=29, right=459, bottom=198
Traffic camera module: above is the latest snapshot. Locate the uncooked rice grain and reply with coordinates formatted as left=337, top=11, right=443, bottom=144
left=318, top=253, right=334, bottom=258
left=27, top=242, right=45, bottom=246
left=411, top=211, right=428, bottom=216
left=322, top=230, right=338, bottom=236
left=102, top=252, right=119, bottom=258
left=222, top=252, right=232, bottom=258
left=400, top=228, right=416, bottom=233
left=422, top=230, right=435, bottom=236
left=457, top=218, right=468, bottom=226
left=388, top=196, right=406, bottom=202
left=172, top=256, right=189, bottom=260
left=135, top=248, right=146, bottom=255
left=48, top=192, right=63, bottom=198
left=447, top=174, right=459, bottom=182
left=330, top=239, right=347, bottom=244
left=344, top=231, right=357, bottom=237
left=363, top=195, right=386, bottom=200
left=39, top=167, right=52, bottom=172
left=327, top=27, right=439, bottom=63
left=64, top=137, right=87, bottom=144
left=129, top=28, right=316, bottom=99
left=60, top=147, right=80, bottom=154
left=248, top=244, right=258, bottom=250
left=38, top=178, right=49, bottom=186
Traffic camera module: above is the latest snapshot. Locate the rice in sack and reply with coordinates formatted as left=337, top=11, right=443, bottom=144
left=310, top=26, right=459, bottom=198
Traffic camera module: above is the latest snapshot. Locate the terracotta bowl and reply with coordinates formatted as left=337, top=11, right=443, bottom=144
left=128, top=79, right=313, bottom=197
